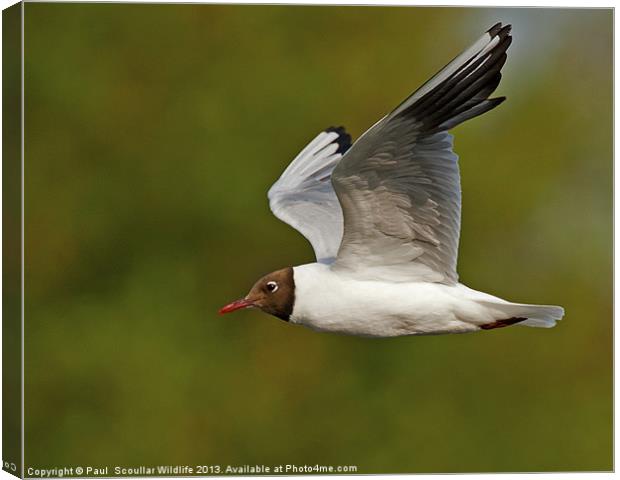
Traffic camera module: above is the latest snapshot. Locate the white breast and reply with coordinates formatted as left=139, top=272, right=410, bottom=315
left=290, top=263, right=499, bottom=337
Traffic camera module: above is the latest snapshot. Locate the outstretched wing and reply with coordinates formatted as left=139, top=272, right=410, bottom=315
left=268, top=127, right=351, bottom=263
left=331, top=23, right=512, bottom=283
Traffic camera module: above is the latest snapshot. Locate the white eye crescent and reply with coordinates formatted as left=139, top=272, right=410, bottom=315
left=266, top=281, right=279, bottom=293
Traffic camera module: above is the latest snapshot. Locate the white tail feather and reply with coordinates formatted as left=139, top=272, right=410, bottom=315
left=479, top=301, right=565, bottom=328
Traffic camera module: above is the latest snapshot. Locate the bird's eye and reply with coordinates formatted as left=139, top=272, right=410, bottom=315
left=266, top=281, right=279, bottom=293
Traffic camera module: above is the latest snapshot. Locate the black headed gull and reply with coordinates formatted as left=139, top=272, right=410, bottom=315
left=220, top=23, right=565, bottom=337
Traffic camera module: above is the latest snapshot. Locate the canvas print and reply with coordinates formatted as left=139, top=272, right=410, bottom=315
left=2, top=3, right=612, bottom=476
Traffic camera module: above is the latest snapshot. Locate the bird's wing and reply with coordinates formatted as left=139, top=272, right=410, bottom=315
left=268, top=127, right=351, bottom=264
left=331, top=23, right=512, bottom=284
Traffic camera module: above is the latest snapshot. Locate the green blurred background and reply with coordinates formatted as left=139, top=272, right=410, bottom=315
left=23, top=4, right=611, bottom=473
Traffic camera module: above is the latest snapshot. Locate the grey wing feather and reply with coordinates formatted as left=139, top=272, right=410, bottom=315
left=331, top=23, right=512, bottom=283
left=268, top=128, right=351, bottom=263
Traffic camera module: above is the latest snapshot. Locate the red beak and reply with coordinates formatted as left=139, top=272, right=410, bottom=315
left=219, top=298, right=254, bottom=314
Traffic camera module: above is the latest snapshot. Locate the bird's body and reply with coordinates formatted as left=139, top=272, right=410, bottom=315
left=290, top=263, right=561, bottom=337
left=220, top=23, right=565, bottom=336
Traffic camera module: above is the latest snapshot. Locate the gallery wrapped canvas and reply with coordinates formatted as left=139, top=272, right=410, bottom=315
left=2, top=2, right=613, bottom=477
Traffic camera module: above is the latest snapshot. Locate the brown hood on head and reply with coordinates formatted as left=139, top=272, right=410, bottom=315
left=220, top=267, right=295, bottom=322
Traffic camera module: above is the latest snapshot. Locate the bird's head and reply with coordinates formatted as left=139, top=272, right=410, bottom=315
left=219, top=267, right=295, bottom=321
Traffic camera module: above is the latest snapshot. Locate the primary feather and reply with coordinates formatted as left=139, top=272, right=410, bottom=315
left=330, top=24, right=511, bottom=283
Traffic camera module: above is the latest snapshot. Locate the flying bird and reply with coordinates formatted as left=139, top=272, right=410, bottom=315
left=220, top=23, right=564, bottom=337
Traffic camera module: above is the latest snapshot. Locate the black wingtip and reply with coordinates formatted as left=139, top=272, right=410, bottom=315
left=325, top=126, right=352, bottom=154
left=498, top=24, right=512, bottom=39
left=488, top=22, right=512, bottom=39
left=487, top=22, right=503, bottom=35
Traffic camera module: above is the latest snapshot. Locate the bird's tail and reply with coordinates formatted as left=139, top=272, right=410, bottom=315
left=478, top=301, right=565, bottom=328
